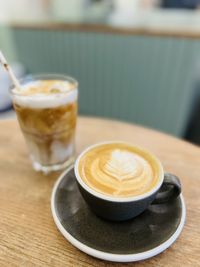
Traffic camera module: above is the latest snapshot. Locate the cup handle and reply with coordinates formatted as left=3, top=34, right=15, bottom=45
left=152, top=173, right=181, bottom=204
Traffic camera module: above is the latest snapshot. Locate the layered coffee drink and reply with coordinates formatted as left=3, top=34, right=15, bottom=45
left=78, top=143, right=162, bottom=198
left=11, top=75, right=78, bottom=172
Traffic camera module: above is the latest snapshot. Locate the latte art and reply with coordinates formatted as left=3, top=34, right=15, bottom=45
left=78, top=143, right=162, bottom=198
left=105, top=149, right=143, bottom=181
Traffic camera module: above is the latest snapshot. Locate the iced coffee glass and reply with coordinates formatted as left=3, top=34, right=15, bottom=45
left=10, top=74, right=78, bottom=173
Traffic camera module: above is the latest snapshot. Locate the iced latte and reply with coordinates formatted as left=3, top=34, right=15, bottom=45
left=11, top=74, right=78, bottom=173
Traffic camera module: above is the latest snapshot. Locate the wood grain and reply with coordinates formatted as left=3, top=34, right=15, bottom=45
left=11, top=22, right=200, bottom=39
left=0, top=117, right=199, bottom=267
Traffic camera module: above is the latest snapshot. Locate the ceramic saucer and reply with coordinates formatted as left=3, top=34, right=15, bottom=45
left=51, top=166, right=186, bottom=263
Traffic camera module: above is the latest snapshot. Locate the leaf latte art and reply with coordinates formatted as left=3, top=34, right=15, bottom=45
left=78, top=143, right=161, bottom=197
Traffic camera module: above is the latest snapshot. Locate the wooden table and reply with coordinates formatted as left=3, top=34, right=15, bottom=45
left=0, top=117, right=199, bottom=267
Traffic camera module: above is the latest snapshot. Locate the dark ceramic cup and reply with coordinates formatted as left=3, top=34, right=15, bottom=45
left=74, top=142, right=181, bottom=221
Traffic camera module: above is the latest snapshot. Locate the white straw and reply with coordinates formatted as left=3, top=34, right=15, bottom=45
left=0, top=50, right=22, bottom=90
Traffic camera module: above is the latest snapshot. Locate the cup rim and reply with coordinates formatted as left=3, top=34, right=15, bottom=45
left=74, top=141, right=164, bottom=203
left=9, top=73, right=78, bottom=96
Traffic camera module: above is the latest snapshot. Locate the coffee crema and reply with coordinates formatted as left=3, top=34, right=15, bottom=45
left=78, top=143, right=162, bottom=198
left=12, top=80, right=77, bottom=109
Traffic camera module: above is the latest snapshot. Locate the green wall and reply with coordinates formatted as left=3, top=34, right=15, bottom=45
left=0, top=25, right=17, bottom=61
left=10, top=28, right=199, bottom=137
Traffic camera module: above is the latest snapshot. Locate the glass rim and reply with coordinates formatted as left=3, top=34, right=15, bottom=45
left=10, top=73, right=78, bottom=96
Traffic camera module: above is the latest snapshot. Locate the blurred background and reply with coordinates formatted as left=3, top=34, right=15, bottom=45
left=0, top=0, right=200, bottom=144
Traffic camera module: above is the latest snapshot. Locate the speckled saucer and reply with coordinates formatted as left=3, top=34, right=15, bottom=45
left=51, top=166, right=186, bottom=263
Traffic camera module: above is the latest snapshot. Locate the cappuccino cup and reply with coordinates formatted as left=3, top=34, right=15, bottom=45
left=75, top=142, right=181, bottom=221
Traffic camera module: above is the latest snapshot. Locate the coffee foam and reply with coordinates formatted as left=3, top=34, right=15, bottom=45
left=78, top=143, right=161, bottom=198
left=105, top=150, right=139, bottom=181
left=12, top=80, right=78, bottom=108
